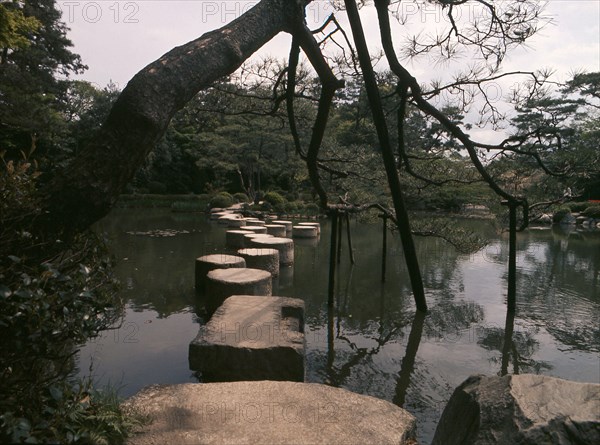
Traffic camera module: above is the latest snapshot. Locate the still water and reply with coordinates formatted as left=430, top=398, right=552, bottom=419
left=78, top=208, right=600, bottom=443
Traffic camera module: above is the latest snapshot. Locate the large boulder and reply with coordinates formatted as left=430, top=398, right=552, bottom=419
left=123, top=381, right=417, bottom=445
left=432, top=374, right=600, bottom=445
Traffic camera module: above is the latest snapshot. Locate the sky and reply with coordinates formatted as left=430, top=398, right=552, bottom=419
left=56, top=0, right=600, bottom=141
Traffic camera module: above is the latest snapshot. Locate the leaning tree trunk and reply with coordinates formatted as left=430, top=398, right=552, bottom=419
left=41, top=0, right=308, bottom=234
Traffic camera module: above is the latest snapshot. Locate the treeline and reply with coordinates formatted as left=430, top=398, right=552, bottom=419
left=2, top=2, right=598, bottom=215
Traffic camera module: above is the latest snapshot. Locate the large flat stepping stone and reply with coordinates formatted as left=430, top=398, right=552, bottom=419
left=123, top=381, right=417, bottom=445
left=205, top=268, right=272, bottom=313
left=189, top=295, right=304, bottom=382
left=432, top=374, right=600, bottom=445
left=237, top=248, right=279, bottom=277
left=249, top=236, right=294, bottom=266
left=195, top=254, right=245, bottom=291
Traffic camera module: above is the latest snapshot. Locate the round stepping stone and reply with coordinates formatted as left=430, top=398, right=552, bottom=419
left=297, top=222, right=320, bottom=234
left=195, top=254, right=246, bottom=291
left=227, top=218, right=247, bottom=228
left=249, top=237, right=294, bottom=266
left=265, top=224, right=287, bottom=237
left=244, top=218, right=262, bottom=224
left=217, top=215, right=239, bottom=225
left=292, top=225, right=318, bottom=238
left=226, top=230, right=253, bottom=248
left=272, top=220, right=293, bottom=231
left=243, top=233, right=273, bottom=245
left=205, top=268, right=272, bottom=312
left=243, top=226, right=268, bottom=234
left=245, top=219, right=265, bottom=226
left=237, top=248, right=280, bottom=277
left=210, top=211, right=231, bottom=220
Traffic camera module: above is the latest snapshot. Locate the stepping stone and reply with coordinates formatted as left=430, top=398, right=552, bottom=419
left=298, top=222, right=320, bottom=234
left=243, top=225, right=268, bottom=234
left=195, top=254, right=246, bottom=291
left=238, top=248, right=280, bottom=277
left=189, top=295, right=304, bottom=381
left=249, top=237, right=294, bottom=266
left=292, top=225, right=318, bottom=238
left=225, top=230, right=253, bottom=248
left=245, top=218, right=265, bottom=226
left=123, top=381, right=417, bottom=445
left=205, top=268, right=272, bottom=313
left=217, top=214, right=239, bottom=225
left=210, top=211, right=231, bottom=220
left=227, top=218, right=247, bottom=228
left=272, top=220, right=293, bottom=231
left=265, top=224, right=287, bottom=237
left=243, top=233, right=273, bottom=245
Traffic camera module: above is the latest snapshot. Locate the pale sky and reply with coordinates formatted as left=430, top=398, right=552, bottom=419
left=57, top=0, right=599, bottom=141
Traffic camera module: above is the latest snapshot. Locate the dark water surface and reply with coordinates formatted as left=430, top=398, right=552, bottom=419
left=78, top=208, right=600, bottom=443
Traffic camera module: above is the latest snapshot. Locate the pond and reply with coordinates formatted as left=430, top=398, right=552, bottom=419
left=77, top=208, right=600, bottom=444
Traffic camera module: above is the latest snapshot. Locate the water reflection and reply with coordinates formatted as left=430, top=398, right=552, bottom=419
left=83, top=209, right=599, bottom=445
left=394, top=311, right=425, bottom=406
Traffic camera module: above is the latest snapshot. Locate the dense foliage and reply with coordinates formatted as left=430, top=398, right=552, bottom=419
left=0, top=2, right=142, bottom=442
left=0, top=160, right=143, bottom=443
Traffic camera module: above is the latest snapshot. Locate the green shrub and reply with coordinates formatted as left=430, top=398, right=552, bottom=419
left=0, top=160, right=137, bottom=444
left=258, top=201, right=273, bottom=212
left=552, top=206, right=572, bottom=223
left=305, top=203, right=321, bottom=216
left=582, top=205, right=600, bottom=218
left=568, top=202, right=589, bottom=213
left=209, top=192, right=234, bottom=209
left=264, top=191, right=286, bottom=207
left=284, top=201, right=299, bottom=213
left=233, top=192, right=249, bottom=203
